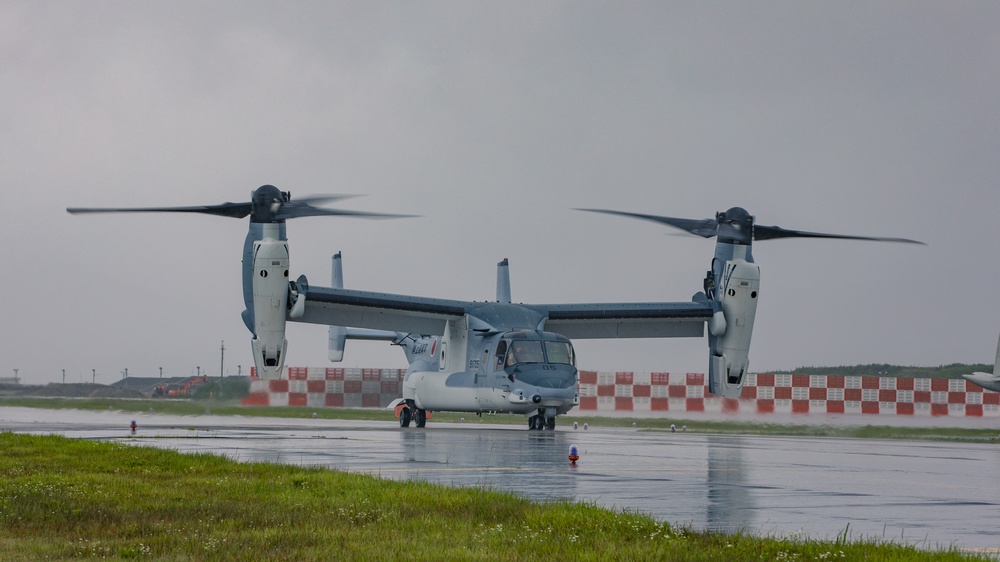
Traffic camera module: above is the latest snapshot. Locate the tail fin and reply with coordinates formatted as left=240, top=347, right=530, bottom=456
left=329, top=252, right=346, bottom=361
left=961, top=331, right=1000, bottom=392
left=327, top=252, right=401, bottom=362
left=993, top=331, right=1000, bottom=377
left=496, top=258, right=511, bottom=303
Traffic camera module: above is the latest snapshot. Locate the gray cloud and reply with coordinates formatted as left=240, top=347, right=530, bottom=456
left=4, top=2, right=998, bottom=384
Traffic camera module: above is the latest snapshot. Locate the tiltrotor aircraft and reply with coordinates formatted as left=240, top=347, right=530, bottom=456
left=68, top=188, right=922, bottom=430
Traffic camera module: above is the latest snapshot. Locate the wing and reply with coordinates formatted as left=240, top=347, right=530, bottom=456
left=297, top=286, right=469, bottom=335
left=296, top=285, right=712, bottom=339
left=535, top=301, right=712, bottom=339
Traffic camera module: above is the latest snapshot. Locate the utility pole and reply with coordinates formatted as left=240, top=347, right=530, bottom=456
left=92, top=369, right=96, bottom=383
left=13, top=369, right=18, bottom=385
left=159, top=367, right=162, bottom=379
left=220, top=340, right=225, bottom=380
left=62, top=369, right=65, bottom=384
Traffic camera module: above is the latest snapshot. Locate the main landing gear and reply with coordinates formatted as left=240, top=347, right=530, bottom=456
left=399, top=404, right=427, bottom=428
left=528, top=414, right=555, bottom=431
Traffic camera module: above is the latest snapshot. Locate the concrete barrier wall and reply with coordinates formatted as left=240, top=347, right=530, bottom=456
left=244, top=367, right=405, bottom=409
left=245, top=367, right=999, bottom=417
left=577, top=371, right=999, bottom=416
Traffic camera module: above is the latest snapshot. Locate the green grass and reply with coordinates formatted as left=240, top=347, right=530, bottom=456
left=3, top=396, right=999, bottom=442
left=0, top=433, right=989, bottom=561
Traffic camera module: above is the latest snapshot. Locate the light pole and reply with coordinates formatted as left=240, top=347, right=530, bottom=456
left=220, top=340, right=225, bottom=380
left=12, top=369, right=18, bottom=385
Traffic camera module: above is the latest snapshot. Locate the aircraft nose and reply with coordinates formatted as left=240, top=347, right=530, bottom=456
left=510, top=363, right=577, bottom=390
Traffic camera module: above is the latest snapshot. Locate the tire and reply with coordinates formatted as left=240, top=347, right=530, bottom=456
left=399, top=407, right=411, bottom=428
left=545, top=417, right=555, bottom=431
left=415, top=409, right=427, bottom=428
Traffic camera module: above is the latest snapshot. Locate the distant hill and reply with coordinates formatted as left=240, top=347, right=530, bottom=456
left=768, top=363, right=992, bottom=379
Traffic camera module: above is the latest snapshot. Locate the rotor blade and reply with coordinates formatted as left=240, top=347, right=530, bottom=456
left=576, top=208, right=718, bottom=238
left=753, top=224, right=925, bottom=244
left=66, top=202, right=253, bottom=219
left=276, top=205, right=418, bottom=220
left=286, top=194, right=360, bottom=206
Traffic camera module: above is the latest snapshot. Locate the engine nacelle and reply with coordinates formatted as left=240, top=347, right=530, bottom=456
left=251, top=238, right=289, bottom=379
left=708, top=259, right=759, bottom=398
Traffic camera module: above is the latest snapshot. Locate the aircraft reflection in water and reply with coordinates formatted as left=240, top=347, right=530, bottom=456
left=69, top=186, right=922, bottom=430
left=706, top=436, right=753, bottom=534
left=397, top=430, right=577, bottom=500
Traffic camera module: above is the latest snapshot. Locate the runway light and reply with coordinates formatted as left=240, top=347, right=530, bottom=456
left=568, top=444, right=580, bottom=464
left=312, top=412, right=317, bottom=419
left=583, top=423, right=589, bottom=430
left=632, top=422, right=637, bottom=428
left=670, top=424, right=676, bottom=432
left=572, top=421, right=579, bottom=430
left=682, top=425, right=688, bottom=432
left=460, top=417, right=465, bottom=423
left=130, top=420, right=137, bottom=435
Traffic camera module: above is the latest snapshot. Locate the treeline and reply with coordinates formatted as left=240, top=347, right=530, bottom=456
left=770, top=363, right=992, bottom=379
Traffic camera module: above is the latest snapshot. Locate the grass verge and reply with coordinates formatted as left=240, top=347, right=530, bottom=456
left=0, top=433, right=989, bottom=561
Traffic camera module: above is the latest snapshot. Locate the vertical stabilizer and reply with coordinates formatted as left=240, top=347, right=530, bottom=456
left=497, top=258, right=511, bottom=303
left=961, top=331, right=1000, bottom=392
left=331, top=251, right=344, bottom=289
left=329, top=252, right=347, bottom=361
left=993, top=332, right=1000, bottom=377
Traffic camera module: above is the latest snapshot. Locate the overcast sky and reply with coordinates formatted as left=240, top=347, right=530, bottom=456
left=4, top=2, right=999, bottom=385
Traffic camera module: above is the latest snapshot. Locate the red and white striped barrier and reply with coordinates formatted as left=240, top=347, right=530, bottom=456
left=578, top=372, right=999, bottom=416
left=244, top=368, right=999, bottom=417
left=243, top=367, right=404, bottom=408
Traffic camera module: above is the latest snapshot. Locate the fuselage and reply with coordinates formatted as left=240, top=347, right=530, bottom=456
left=400, top=328, right=579, bottom=417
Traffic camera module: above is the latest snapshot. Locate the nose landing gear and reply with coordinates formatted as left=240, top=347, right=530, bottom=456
left=528, top=414, right=556, bottom=431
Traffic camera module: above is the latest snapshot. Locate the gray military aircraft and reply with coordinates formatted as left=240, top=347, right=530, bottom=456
left=68, top=191, right=922, bottom=430
left=962, top=333, right=1000, bottom=392
left=293, top=207, right=921, bottom=429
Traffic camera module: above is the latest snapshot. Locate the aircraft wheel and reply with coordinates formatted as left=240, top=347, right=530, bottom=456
left=527, top=416, right=536, bottom=430
left=545, top=417, right=555, bottom=431
left=531, top=416, right=544, bottom=430
left=415, top=409, right=427, bottom=428
left=399, top=407, right=411, bottom=428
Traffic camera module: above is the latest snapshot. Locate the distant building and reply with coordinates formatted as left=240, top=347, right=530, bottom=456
left=0, top=377, right=20, bottom=385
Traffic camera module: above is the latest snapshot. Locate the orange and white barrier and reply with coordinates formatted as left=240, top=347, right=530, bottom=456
left=578, top=372, right=1000, bottom=416
left=244, top=367, right=404, bottom=408
left=244, top=368, right=999, bottom=417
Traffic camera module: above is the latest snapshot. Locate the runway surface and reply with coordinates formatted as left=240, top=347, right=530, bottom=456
left=3, top=407, right=999, bottom=552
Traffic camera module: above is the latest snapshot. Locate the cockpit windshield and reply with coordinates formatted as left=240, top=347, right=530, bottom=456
left=505, top=340, right=544, bottom=367
left=544, top=341, right=574, bottom=365
left=498, top=332, right=576, bottom=368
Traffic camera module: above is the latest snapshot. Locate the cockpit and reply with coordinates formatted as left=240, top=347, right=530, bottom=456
left=494, top=330, right=577, bottom=389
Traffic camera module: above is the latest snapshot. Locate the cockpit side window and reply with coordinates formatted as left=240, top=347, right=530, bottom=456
left=544, top=341, right=575, bottom=366
left=495, top=340, right=508, bottom=370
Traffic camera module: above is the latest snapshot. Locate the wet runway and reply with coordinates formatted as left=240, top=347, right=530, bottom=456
left=3, top=407, right=999, bottom=552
